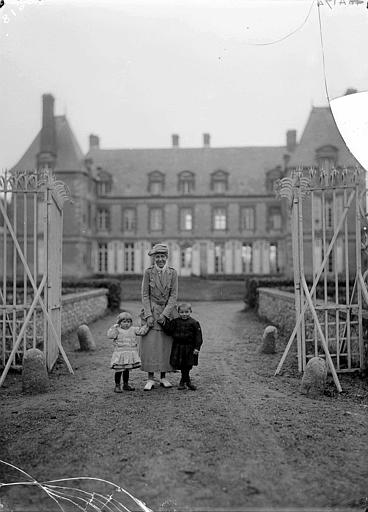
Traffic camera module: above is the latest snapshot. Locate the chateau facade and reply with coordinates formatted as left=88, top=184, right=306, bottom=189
left=10, top=94, right=362, bottom=278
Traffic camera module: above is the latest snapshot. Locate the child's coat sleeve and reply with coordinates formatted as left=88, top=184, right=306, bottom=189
left=134, top=324, right=150, bottom=336
left=107, top=326, right=118, bottom=339
left=159, top=318, right=175, bottom=335
left=194, top=321, right=203, bottom=350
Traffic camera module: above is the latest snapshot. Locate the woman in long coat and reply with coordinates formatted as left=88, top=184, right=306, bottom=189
left=141, top=243, right=178, bottom=391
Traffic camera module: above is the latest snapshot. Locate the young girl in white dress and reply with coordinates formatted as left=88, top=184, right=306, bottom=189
left=107, top=311, right=150, bottom=392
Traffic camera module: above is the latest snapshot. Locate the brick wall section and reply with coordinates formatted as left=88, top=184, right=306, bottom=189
left=61, top=289, right=108, bottom=335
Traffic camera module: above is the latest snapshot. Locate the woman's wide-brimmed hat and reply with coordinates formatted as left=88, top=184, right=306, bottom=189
left=148, top=243, right=169, bottom=256
left=117, top=311, right=133, bottom=323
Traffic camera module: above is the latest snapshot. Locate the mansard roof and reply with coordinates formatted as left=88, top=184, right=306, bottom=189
left=11, top=116, right=85, bottom=173
left=288, top=107, right=360, bottom=169
left=86, top=145, right=287, bottom=196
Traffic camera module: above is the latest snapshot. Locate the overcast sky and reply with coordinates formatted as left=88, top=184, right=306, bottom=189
left=0, top=0, right=367, bottom=170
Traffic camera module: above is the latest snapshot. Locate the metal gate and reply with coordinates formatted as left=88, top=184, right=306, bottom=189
left=275, top=167, right=366, bottom=392
left=0, top=169, right=73, bottom=386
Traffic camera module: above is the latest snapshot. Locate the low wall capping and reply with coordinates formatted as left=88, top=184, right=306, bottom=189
left=62, top=288, right=108, bottom=305
left=257, top=287, right=295, bottom=302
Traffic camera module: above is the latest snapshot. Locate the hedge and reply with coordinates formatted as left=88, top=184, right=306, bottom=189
left=62, top=278, right=121, bottom=311
left=245, top=277, right=294, bottom=309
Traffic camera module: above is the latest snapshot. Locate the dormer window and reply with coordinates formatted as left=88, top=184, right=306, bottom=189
left=97, top=181, right=110, bottom=195
left=211, top=170, right=228, bottom=194
left=96, top=168, right=112, bottom=196
left=265, top=166, right=284, bottom=193
left=148, top=170, right=165, bottom=195
left=178, top=171, right=195, bottom=195
left=316, top=145, right=338, bottom=170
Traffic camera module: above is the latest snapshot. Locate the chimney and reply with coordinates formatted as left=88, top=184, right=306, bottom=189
left=283, top=153, right=290, bottom=170
left=203, top=133, right=210, bottom=148
left=38, top=94, right=56, bottom=168
left=172, top=134, right=179, bottom=147
left=286, top=130, right=297, bottom=153
left=89, top=134, right=100, bottom=149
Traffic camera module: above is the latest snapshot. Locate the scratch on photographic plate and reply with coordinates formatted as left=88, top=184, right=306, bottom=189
left=0, top=459, right=153, bottom=512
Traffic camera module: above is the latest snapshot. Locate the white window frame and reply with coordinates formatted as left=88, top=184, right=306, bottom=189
left=241, top=207, right=255, bottom=231
left=97, top=243, right=108, bottom=272
left=97, top=208, right=110, bottom=231
left=213, top=208, right=227, bottom=230
left=150, top=207, right=163, bottom=231
left=124, top=242, right=135, bottom=273
left=122, top=208, right=136, bottom=231
left=242, top=243, right=253, bottom=273
left=180, top=208, right=193, bottom=231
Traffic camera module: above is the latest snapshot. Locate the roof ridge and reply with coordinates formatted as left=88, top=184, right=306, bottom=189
left=88, top=145, right=287, bottom=152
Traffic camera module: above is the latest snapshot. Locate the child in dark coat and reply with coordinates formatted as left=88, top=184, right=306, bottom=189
left=158, top=302, right=203, bottom=390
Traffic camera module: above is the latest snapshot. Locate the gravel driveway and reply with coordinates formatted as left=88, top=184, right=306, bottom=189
left=1, top=301, right=368, bottom=511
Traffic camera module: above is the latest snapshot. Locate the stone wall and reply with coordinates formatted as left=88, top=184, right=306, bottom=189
left=257, top=287, right=347, bottom=339
left=61, top=288, right=108, bottom=335
left=258, top=287, right=366, bottom=367
left=258, top=287, right=296, bottom=337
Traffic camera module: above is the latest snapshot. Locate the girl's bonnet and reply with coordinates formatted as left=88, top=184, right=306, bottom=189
left=117, top=311, right=133, bottom=323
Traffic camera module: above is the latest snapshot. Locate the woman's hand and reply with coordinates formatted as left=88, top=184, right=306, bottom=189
left=157, top=314, right=166, bottom=324
left=193, top=349, right=199, bottom=355
left=147, top=316, right=155, bottom=327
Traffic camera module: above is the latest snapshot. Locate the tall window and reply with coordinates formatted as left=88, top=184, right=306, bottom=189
left=97, top=243, right=108, bottom=272
left=124, top=243, right=135, bottom=273
left=240, top=207, right=255, bottom=231
left=179, top=208, right=193, bottom=231
left=213, top=207, right=227, bottom=230
left=269, top=243, right=278, bottom=274
left=214, top=244, right=225, bottom=274
left=122, top=208, right=136, bottom=231
left=268, top=207, right=282, bottom=231
left=150, top=208, right=163, bottom=231
left=178, top=171, right=195, bottom=195
left=211, top=170, right=228, bottom=194
left=148, top=171, right=165, bottom=195
left=242, top=243, right=253, bottom=273
left=180, top=247, right=192, bottom=270
left=97, top=208, right=110, bottom=231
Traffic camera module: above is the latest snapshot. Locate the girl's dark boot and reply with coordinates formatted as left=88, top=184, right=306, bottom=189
left=179, top=369, right=189, bottom=389
left=123, top=370, right=135, bottom=391
left=114, top=372, right=123, bottom=393
left=185, top=370, right=196, bottom=390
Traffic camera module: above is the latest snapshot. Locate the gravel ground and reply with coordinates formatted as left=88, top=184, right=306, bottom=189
left=1, top=301, right=368, bottom=512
